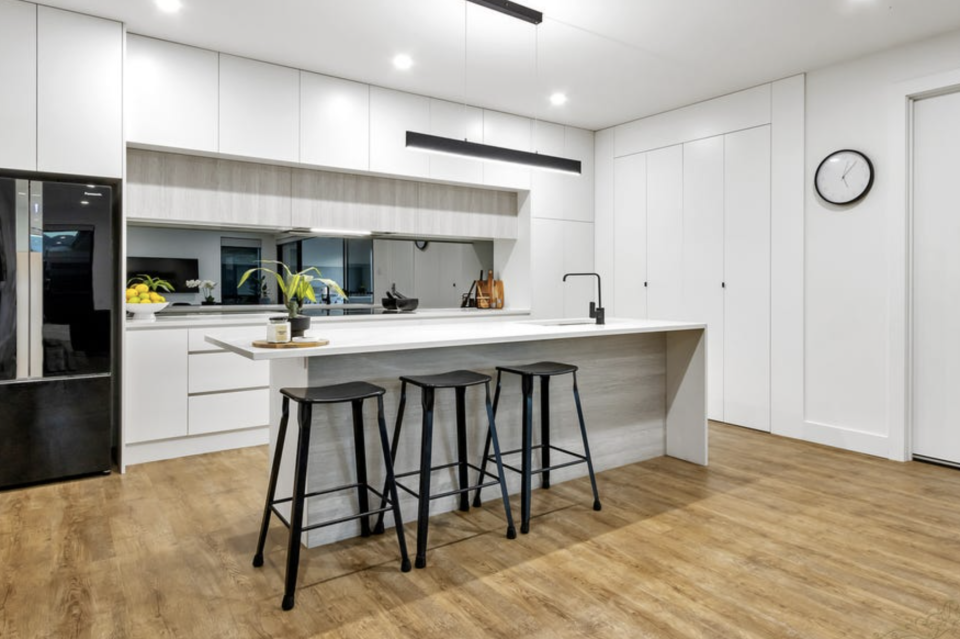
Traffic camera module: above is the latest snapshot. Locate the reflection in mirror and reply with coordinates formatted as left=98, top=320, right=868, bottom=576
left=373, top=239, right=493, bottom=308
left=220, top=237, right=262, bottom=305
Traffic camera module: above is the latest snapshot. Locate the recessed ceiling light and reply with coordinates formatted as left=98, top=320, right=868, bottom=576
left=155, top=0, right=182, bottom=14
left=392, top=54, right=414, bottom=71
left=549, top=92, right=568, bottom=106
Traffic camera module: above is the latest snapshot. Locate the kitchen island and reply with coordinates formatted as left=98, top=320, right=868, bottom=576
left=207, top=317, right=707, bottom=547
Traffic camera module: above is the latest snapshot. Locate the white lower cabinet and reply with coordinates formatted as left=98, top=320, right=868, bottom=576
left=189, top=389, right=270, bottom=436
left=188, top=351, right=269, bottom=394
left=125, top=329, right=188, bottom=444
left=124, top=324, right=270, bottom=464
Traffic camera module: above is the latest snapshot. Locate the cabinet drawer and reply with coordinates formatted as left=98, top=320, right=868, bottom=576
left=188, top=388, right=269, bottom=435
left=188, top=352, right=269, bottom=393
left=189, top=328, right=225, bottom=352
left=189, top=325, right=265, bottom=352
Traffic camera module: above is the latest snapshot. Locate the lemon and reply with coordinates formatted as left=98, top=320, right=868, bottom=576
left=157, top=296, right=166, bottom=303
left=135, top=284, right=149, bottom=294
left=125, top=288, right=137, bottom=299
left=149, top=292, right=160, bottom=301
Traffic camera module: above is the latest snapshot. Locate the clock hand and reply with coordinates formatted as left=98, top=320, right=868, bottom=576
left=842, top=161, right=855, bottom=179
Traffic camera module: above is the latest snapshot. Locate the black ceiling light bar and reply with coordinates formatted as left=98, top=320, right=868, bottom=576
left=406, top=131, right=582, bottom=175
left=466, top=0, right=542, bottom=25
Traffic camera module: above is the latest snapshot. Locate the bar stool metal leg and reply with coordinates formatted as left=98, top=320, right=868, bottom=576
left=472, top=370, right=502, bottom=507
left=455, top=386, right=470, bottom=513
left=540, top=376, right=551, bottom=490
left=374, top=395, right=412, bottom=572
left=351, top=399, right=372, bottom=537
left=414, top=387, right=436, bottom=568
left=374, top=381, right=407, bottom=535
left=484, top=380, right=517, bottom=539
left=572, top=372, right=601, bottom=512
left=253, top=396, right=291, bottom=568
left=520, top=374, right=534, bottom=534
left=282, top=403, right=313, bottom=611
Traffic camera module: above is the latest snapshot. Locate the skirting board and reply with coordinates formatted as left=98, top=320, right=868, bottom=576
left=122, top=426, right=269, bottom=470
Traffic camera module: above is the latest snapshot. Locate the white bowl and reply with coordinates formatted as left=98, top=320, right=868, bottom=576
left=126, top=302, right=169, bottom=321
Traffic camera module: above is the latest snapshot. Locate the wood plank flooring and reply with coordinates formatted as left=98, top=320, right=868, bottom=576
left=3, top=423, right=960, bottom=638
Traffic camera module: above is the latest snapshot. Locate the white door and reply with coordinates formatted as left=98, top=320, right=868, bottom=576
left=723, top=126, right=771, bottom=432
left=913, top=91, right=960, bottom=465
left=613, top=153, right=647, bottom=318
left=646, top=145, right=685, bottom=320
left=683, top=136, right=725, bottom=421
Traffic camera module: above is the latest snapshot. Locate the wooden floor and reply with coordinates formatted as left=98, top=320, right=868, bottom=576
left=3, top=423, right=960, bottom=638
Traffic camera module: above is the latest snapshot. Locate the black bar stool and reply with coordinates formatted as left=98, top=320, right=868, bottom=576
left=473, top=362, right=601, bottom=534
left=253, top=381, right=411, bottom=611
left=375, top=369, right=516, bottom=569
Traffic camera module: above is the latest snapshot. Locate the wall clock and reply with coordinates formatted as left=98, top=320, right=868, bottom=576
left=815, top=149, right=874, bottom=205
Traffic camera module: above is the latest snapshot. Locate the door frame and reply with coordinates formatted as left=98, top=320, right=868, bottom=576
left=890, top=69, right=960, bottom=461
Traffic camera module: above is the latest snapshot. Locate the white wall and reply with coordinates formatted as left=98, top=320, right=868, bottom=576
left=126, top=226, right=277, bottom=303
left=800, top=28, right=960, bottom=459
left=597, top=27, right=960, bottom=460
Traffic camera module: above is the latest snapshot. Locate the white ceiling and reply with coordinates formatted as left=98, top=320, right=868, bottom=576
left=38, top=0, right=960, bottom=130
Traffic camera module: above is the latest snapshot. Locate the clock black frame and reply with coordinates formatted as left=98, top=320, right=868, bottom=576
left=814, top=149, right=875, bottom=205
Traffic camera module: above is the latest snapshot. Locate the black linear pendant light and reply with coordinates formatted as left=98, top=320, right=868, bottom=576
left=405, top=0, right=582, bottom=176
left=465, top=0, right=542, bottom=25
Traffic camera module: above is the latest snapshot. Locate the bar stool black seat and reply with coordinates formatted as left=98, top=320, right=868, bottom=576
left=253, top=381, right=410, bottom=611
left=473, top=361, right=601, bottom=534
left=375, top=369, right=516, bottom=569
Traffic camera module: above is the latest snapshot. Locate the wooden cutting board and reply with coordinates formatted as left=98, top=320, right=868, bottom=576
left=252, top=339, right=329, bottom=349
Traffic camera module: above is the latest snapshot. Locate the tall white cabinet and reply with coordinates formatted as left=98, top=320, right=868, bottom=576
left=613, top=153, right=647, bottom=318
left=682, top=136, right=725, bottom=420
left=722, top=127, right=771, bottom=431
left=610, top=127, right=771, bottom=431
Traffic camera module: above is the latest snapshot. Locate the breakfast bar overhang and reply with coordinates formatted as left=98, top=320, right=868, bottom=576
left=208, top=317, right=708, bottom=548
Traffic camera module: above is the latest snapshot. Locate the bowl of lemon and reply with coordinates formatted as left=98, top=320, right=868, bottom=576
left=125, top=275, right=173, bottom=322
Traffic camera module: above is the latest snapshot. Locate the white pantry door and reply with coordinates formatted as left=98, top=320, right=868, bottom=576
left=723, top=126, right=771, bottom=432
left=912, top=90, right=960, bottom=465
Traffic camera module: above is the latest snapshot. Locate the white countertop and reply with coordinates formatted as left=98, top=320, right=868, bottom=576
left=126, top=307, right=531, bottom=330
left=206, top=317, right=706, bottom=360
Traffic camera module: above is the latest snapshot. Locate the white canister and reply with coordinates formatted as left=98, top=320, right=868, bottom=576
left=267, top=316, right=291, bottom=343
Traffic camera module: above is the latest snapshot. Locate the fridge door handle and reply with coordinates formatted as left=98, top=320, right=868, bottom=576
left=28, top=182, right=42, bottom=379
left=14, top=180, right=29, bottom=380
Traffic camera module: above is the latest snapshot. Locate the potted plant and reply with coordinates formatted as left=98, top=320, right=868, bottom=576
left=187, top=279, right=218, bottom=304
left=239, top=261, right=346, bottom=337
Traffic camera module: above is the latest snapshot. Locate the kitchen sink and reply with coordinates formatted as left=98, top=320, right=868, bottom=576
left=525, top=318, right=598, bottom=327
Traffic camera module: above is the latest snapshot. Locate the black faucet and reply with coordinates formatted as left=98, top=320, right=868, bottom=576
left=562, top=272, right=605, bottom=325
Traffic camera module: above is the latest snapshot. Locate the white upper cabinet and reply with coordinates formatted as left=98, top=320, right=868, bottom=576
left=37, top=6, right=122, bottom=178
left=300, top=72, right=370, bottom=172
left=428, top=98, right=483, bottom=184
left=482, top=110, right=532, bottom=190
left=531, top=121, right=565, bottom=219
left=531, top=124, right=594, bottom=222
left=0, top=0, right=36, bottom=172
left=219, top=54, right=299, bottom=163
left=126, top=35, right=219, bottom=153
left=370, top=87, right=430, bottom=179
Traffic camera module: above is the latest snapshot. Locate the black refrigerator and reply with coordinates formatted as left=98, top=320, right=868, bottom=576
left=0, top=178, right=116, bottom=489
